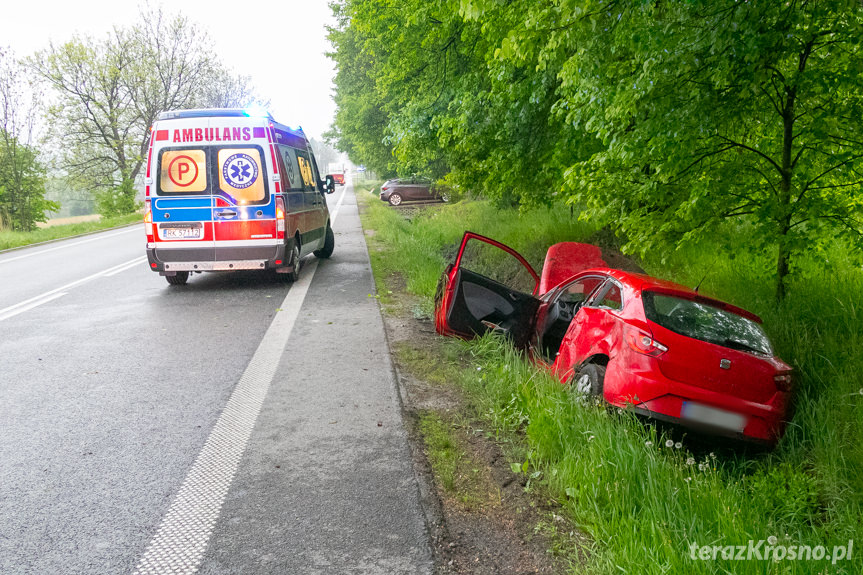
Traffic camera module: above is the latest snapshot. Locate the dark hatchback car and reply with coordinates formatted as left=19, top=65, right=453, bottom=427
left=380, top=177, right=450, bottom=206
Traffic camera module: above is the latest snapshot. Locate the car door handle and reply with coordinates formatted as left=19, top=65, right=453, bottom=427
left=216, top=210, right=237, bottom=218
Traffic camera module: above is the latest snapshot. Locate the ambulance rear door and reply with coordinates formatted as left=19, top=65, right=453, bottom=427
left=151, top=126, right=216, bottom=270
left=210, top=121, right=276, bottom=265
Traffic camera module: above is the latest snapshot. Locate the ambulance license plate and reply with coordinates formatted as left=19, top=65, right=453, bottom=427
left=162, top=225, right=202, bottom=239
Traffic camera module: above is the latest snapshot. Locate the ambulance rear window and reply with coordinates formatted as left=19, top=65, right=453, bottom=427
left=156, top=145, right=269, bottom=205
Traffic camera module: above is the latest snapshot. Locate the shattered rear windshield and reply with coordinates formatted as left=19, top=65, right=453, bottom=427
left=642, top=291, right=773, bottom=356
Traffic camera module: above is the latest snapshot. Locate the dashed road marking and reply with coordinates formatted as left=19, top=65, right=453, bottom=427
left=0, top=256, right=146, bottom=322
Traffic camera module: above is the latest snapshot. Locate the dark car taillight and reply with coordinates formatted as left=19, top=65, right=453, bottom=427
left=625, top=325, right=668, bottom=357
left=774, top=373, right=793, bottom=392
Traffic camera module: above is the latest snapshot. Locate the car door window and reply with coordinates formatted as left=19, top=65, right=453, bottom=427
left=538, top=276, right=606, bottom=360
left=592, top=280, right=624, bottom=310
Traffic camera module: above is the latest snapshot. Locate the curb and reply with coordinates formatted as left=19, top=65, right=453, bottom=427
left=0, top=222, right=140, bottom=255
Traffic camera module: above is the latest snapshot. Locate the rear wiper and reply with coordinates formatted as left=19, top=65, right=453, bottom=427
left=722, top=338, right=763, bottom=354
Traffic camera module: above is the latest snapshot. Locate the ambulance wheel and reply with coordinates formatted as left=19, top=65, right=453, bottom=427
left=284, top=245, right=301, bottom=282
left=166, top=271, right=189, bottom=286
left=314, top=225, right=334, bottom=259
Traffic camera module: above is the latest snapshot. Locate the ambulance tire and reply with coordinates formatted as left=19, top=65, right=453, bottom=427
left=284, top=244, right=301, bottom=282
left=166, top=271, right=189, bottom=286
left=314, top=225, right=334, bottom=259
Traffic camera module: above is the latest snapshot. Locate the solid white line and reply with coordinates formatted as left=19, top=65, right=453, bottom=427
left=0, top=256, right=145, bottom=322
left=0, top=227, right=139, bottom=266
left=103, top=257, right=146, bottom=277
left=132, top=258, right=321, bottom=575
left=131, top=186, right=354, bottom=574
left=330, top=184, right=349, bottom=223
left=0, top=292, right=68, bottom=322
left=132, top=185, right=355, bottom=574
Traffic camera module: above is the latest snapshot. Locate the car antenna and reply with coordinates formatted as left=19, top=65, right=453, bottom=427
left=693, top=267, right=712, bottom=294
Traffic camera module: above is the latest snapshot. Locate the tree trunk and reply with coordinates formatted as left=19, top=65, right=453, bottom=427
left=776, top=233, right=790, bottom=302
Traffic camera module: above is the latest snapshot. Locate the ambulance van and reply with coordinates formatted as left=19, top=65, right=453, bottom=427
left=143, top=108, right=335, bottom=285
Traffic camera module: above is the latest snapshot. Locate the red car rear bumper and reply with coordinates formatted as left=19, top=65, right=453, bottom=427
left=603, top=359, right=789, bottom=445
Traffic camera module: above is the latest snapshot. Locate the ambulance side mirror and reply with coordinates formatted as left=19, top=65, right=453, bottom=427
left=324, top=175, right=336, bottom=194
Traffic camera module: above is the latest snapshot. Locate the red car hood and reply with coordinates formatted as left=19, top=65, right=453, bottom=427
left=538, top=242, right=607, bottom=295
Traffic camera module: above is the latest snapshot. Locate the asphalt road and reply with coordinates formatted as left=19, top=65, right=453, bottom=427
left=0, top=182, right=432, bottom=574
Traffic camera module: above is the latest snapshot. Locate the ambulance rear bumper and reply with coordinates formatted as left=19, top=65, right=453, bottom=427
left=146, top=243, right=290, bottom=273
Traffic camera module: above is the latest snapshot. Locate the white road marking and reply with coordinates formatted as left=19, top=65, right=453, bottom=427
left=0, top=292, right=68, bottom=322
left=0, top=227, right=139, bottom=266
left=0, top=256, right=146, bottom=322
left=103, top=257, right=147, bottom=277
left=133, top=259, right=321, bottom=575
left=132, top=185, right=351, bottom=574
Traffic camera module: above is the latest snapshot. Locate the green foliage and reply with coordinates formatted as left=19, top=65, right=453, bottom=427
left=330, top=0, right=863, bottom=300
left=0, top=133, right=56, bottom=231
left=94, top=178, right=139, bottom=217
left=360, top=197, right=863, bottom=574
left=26, top=5, right=262, bottom=193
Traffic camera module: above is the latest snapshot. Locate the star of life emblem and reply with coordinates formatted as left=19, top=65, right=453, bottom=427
left=222, top=153, right=258, bottom=189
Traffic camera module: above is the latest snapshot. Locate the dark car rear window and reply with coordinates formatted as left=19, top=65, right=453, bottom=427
left=642, top=291, right=773, bottom=356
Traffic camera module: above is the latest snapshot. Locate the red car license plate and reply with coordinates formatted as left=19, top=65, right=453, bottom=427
left=681, top=401, right=746, bottom=432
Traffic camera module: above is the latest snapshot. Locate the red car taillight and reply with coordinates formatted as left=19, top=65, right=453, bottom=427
left=625, top=325, right=668, bottom=357
left=774, top=373, right=793, bottom=392
left=275, top=196, right=286, bottom=240
left=144, top=199, right=154, bottom=243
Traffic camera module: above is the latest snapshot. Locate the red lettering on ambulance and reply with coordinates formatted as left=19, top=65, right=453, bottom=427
left=232, top=127, right=242, bottom=140
left=182, top=129, right=193, bottom=142
left=204, top=128, right=212, bottom=141
left=243, top=127, right=251, bottom=141
left=194, top=128, right=203, bottom=141
left=173, top=130, right=181, bottom=143
left=214, top=128, right=222, bottom=141
left=223, top=127, right=232, bottom=141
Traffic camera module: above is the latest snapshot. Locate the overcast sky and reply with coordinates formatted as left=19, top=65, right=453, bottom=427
left=1, top=0, right=338, bottom=140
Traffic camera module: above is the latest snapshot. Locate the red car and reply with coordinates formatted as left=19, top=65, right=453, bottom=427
left=434, top=232, right=793, bottom=446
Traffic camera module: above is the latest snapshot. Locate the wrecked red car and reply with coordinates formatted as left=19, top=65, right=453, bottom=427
left=434, top=232, right=793, bottom=446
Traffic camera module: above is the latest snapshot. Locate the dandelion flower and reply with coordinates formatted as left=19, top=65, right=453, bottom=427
left=645, top=441, right=653, bottom=447
left=768, top=535, right=778, bottom=545
left=686, top=457, right=695, bottom=465
left=675, top=442, right=683, bottom=449
left=684, top=477, right=692, bottom=483
left=665, top=439, right=674, bottom=448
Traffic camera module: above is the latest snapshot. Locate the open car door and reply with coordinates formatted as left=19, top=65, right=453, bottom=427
left=434, top=232, right=540, bottom=349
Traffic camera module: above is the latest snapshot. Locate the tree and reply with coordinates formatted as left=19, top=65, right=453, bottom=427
left=0, top=47, right=57, bottom=231
left=329, top=0, right=863, bottom=300
left=547, top=1, right=863, bottom=300
left=27, top=6, right=261, bottom=216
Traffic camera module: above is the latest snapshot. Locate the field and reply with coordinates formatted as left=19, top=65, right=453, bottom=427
left=356, top=183, right=862, bottom=574
left=0, top=213, right=141, bottom=251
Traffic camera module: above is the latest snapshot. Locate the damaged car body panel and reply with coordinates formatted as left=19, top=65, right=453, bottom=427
left=434, top=231, right=794, bottom=446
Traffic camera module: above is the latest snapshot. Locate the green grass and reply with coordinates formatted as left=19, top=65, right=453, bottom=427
left=0, top=213, right=141, bottom=251
left=360, top=196, right=863, bottom=574
left=418, top=412, right=493, bottom=510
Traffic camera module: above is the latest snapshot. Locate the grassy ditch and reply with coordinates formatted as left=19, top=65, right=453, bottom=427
left=0, top=213, right=141, bottom=251
left=358, top=189, right=862, bottom=574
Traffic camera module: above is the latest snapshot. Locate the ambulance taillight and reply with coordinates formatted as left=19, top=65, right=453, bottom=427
left=144, top=199, right=155, bottom=243
left=275, top=196, right=286, bottom=240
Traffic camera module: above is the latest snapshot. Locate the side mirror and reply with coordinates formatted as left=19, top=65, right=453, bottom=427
left=324, top=175, right=336, bottom=194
